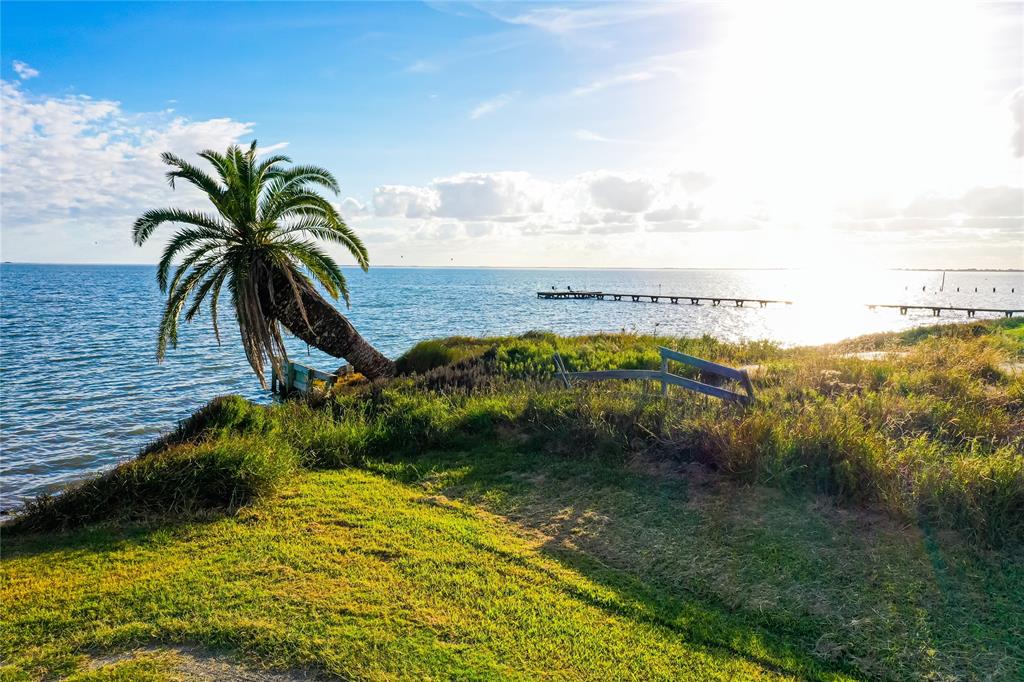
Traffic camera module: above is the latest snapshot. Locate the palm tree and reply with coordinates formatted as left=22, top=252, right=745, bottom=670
left=133, top=141, right=395, bottom=385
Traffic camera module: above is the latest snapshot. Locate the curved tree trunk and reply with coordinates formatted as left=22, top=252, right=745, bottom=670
left=263, top=271, right=395, bottom=380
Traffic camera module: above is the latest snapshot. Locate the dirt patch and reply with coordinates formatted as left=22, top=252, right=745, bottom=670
left=87, top=645, right=317, bottom=681
left=495, top=423, right=531, bottom=445
left=999, top=361, right=1023, bottom=375
left=840, top=351, right=909, bottom=361
left=627, top=452, right=718, bottom=490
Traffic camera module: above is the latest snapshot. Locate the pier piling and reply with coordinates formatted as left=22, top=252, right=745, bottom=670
left=537, top=290, right=1020, bottom=318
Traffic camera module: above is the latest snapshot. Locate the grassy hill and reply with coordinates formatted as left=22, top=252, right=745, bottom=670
left=3, top=320, right=1022, bottom=680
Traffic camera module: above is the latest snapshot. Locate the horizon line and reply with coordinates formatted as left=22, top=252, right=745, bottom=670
left=2, top=262, right=1022, bottom=273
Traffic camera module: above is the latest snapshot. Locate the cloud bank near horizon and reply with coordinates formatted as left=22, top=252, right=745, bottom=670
left=1, top=76, right=1021, bottom=269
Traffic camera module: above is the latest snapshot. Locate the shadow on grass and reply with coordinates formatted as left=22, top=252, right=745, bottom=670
left=465, top=530, right=846, bottom=680
left=373, top=448, right=861, bottom=681
left=372, top=445, right=1023, bottom=681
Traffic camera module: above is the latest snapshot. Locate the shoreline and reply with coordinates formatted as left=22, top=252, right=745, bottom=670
left=3, top=262, right=1023, bottom=272
left=4, top=317, right=1023, bottom=516
left=3, top=318, right=1022, bottom=680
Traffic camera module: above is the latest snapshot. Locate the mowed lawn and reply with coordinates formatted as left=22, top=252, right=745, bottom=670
left=4, top=447, right=1022, bottom=680
left=3, top=319, right=1023, bottom=680
left=4, top=464, right=831, bottom=681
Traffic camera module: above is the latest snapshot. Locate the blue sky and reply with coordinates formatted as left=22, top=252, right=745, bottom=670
left=2, top=1, right=1022, bottom=268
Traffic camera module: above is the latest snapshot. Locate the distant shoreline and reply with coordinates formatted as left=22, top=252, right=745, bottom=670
left=2, top=262, right=1022, bottom=273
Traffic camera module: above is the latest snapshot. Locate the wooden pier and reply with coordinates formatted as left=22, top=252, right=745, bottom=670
left=538, top=291, right=1020, bottom=318
left=866, top=304, right=1019, bottom=318
left=537, top=290, right=792, bottom=307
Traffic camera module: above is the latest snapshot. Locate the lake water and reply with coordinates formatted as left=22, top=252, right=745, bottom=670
left=1, top=264, right=1021, bottom=509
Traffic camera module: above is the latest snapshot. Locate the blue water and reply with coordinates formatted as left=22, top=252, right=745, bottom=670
left=1, top=264, right=1021, bottom=509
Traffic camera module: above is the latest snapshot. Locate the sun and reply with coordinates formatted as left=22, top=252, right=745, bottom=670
left=697, top=0, right=1001, bottom=229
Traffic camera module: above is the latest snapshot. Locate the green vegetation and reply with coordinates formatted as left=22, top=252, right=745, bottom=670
left=3, top=320, right=1022, bottom=680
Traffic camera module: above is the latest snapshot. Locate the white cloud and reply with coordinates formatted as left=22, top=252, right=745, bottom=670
left=891, top=187, right=1024, bottom=221
left=491, top=3, right=686, bottom=36
left=1012, top=88, right=1024, bottom=157
left=647, top=220, right=699, bottom=233
left=961, top=216, right=1024, bottom=233
left=832, top=186, right=1024, bottom=235
left=469, top=92, right=517, bottom=119
left=574, top=128, right=612, bottom=142
left=465, top=222, right=495, bottom=238
left=645, top=204, right=702, bottom=222
left=571, top=71, right=654, bottom=97
left=340, top=197, right=370, bottom=218
left=255, top=141, right=290, bottom=156
left=416, top=221, right=463, bottom=241
left=8, top=72, right=1014, bottom=267
left=372, top=185, right=439, bottom=218
left=0, top=80, right=279, bottom=261
left=433, top=172, right=546, bottom=219
left=962, top=185, right=1024, bottom=217
left=901, top=194, right=962, bottom=219
left=406, top=59, right=439, bottom=74
left=587, top=173, right=655, bottom=213
left=694, top=217, right=763, bottom=232
left=12, top=61, right=39, bottom=80
left=590, top=221, right=637, bottom=235
left=368, top=169, right=706, bottom=238
left=364, top=167, right=1022, bottom=262
left=669, top=171, right=714, bottom=195
left=569, top=49, right=703, bottom=98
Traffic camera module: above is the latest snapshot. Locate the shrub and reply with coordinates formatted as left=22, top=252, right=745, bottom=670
left=396, top=339, right=458, bottom=374
left=8, top=436, right=297, bottom=533
left=139, top=395, right=271, bottom=456
left=396, top=337, right=495, bottom=375
left=913, top=443, right=1024, bottom=546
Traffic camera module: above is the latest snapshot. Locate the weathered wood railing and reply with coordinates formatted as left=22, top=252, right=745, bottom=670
left=554, top=346, right=754, bottom=404
left=272, top=361, right=340, bottom=395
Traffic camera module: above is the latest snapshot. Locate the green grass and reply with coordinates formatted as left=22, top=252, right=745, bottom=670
left=11, top=432, right=295, bottom=534
left=3, top=319, right=1023, bottom=680
left=3, top=467, right=844, bottom=681
left=371, top=447, right=1023, bottom=681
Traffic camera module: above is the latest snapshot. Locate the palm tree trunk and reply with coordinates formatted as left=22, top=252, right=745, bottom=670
left=265, top=272, right=395, bottom=379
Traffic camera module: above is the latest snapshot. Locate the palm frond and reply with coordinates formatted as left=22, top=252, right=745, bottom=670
left=156, top=227, right=233, bottom=292
left=273, top=216, right=368, bottom=271
left=164, top=240, right=229, bottom=295
left=271, top=238, right=348, bottom=303
left=132, top=208, right=229, bottom=246
left=261, top=190, right=343, bottom=227
left=206, top=264, right=231, bottom=344
left=184, top=263, right=230, bottom=325
left=157, top=254, right=223, bottom=360
left=274, top=164, right=340, bottom=194
left=255, top=154, right=292, bottom=181
left=161, top=152, right=225, bottom=202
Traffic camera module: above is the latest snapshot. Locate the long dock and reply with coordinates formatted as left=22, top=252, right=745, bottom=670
left=537, top=290, right=791, bottom=307
left=537, top=291, right=1020, bottom=317
left=866, top=304, right=1020, bottom=318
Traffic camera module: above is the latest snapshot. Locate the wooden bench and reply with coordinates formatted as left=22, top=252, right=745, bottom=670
left=553, top=346, right=754, bottom=404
